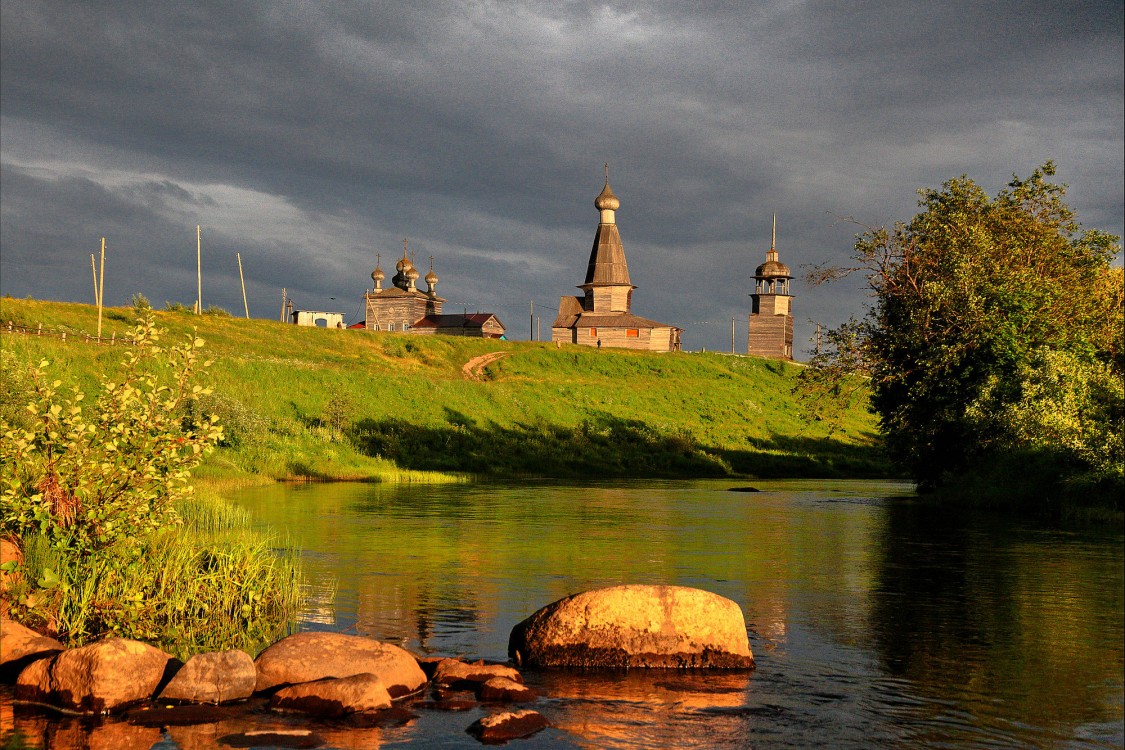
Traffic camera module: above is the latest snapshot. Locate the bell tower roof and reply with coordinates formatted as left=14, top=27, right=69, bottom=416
left=754, top=212, right=792, bottom=279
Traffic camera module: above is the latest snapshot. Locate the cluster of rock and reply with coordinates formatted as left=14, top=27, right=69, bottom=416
left=2, top=584, right=753, bottom=746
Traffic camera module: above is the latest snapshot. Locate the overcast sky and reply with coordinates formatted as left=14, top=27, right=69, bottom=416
left=2, top=1, right=1121, bottom=354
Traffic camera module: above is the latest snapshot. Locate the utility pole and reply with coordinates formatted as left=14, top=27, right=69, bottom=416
left=281, top=288, right=287, bottom=322
left=237, top=253, right=250, bottom=318
left=731, top=317, right=736, bottom=353
left=530, top=301, right=534, bottom=342
left=196, top=225, right=202, bottom=315
left=90, top=254, right=99, bottom=306
left=97, top=238, right=106, bottom=340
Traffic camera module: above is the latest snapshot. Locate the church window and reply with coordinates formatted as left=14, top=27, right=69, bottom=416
left=626, top=329, right=639, bottom=337
left=589, top=327, right=597, bottom=337
left=388, top=323, right=395, bottom=331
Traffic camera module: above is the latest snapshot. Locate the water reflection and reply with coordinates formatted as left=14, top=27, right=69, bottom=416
left=870, top=501, right=1125, bottom=747
left=6, top=480, right=1117, bottom=749
left=225, top=479, right=1123, bottom=747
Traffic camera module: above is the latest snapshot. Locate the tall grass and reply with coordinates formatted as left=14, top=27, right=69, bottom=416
left=8, top=492, right=303, bottom=660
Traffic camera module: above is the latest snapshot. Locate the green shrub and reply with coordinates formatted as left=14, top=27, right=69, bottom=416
left=0, top=315, right=303, bottom=650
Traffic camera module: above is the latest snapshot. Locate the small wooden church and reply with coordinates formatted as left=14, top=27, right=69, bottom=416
left=551, top=169, right=682, bottom=351
left=363, top=241, right=505, bottom=338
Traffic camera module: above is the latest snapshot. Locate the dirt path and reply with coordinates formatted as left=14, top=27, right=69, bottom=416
left=462, top=351, right=509, bottom=381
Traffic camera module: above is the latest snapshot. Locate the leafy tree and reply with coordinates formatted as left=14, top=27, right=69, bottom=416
left=803, top=163, right=1123, bottom=504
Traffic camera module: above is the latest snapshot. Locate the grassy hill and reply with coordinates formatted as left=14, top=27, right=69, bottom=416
left=1, top=298, right=888, bottom=482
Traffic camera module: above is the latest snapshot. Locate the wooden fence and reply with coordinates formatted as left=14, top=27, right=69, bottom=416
left=2, top=321, right=136, bottom=346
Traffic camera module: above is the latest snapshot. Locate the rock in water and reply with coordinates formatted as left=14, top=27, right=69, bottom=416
left=270, top=673, right=392, bottom=716
left=467, top=709, right=549, bottom=743
left=158, top=649, right=256, bottom=704
left=15, top=637, right=172, bottom=713
left=431, top=658, right=523, bottom=687
left=478, top=676, right=537, bottom=702
left=0, top=619, right=63, bottom=681
left=254, top=632, right=426, bottom=698
left=508, top=584, right=754, bottom=669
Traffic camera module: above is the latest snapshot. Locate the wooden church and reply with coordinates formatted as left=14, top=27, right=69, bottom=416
left=363, top=242, right=505, bottom=338
left=551, top=169, right=682, bottom=351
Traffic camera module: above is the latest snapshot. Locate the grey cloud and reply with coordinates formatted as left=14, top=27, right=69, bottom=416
left=2, top=0, right=1121, bottom=353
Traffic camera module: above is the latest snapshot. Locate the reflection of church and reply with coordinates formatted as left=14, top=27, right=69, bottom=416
left=551, top=169, right=682, bottom=351
left=363, top=241, right=505, bottom=338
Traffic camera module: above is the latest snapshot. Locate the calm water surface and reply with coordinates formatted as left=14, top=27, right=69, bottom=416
left=227, top=479, right=1124, bottom=749
left=6, top=479, right=1121, bottom=749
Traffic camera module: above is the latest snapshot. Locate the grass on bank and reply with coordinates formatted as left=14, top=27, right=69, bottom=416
left=0, top=298, right=890, bottom=482
left=8, top=491, right=303, bottom=659
left=1, top=313, right=304, bottom=657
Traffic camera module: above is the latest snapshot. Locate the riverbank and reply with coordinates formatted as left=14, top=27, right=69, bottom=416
left=1, top=298, right=891, bottom=484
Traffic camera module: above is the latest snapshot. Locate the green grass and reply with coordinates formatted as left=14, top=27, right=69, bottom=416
left=1, top=297, right=890, bottom=481
left=7, top=490, right=303, bottom=659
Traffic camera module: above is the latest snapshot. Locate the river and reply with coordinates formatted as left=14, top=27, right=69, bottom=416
left=5, top=479, right=1123, bottom=748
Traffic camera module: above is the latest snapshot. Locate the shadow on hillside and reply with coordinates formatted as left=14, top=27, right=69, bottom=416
left=715, top=433, right=891, bottom=479
left=349, top=410, right=889, bottom=479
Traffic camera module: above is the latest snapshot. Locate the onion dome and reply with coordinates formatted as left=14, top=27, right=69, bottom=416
left=371, top=265, right=384, bottom=282
left=594, top=180, right=620, bottom=211
left=425, top=268, right=438, bottom=284
left=755, top=256, right=791, bottom=278
left=406, top=265, right=420, bottom=280
left=396, top=255, right=412, bottom=273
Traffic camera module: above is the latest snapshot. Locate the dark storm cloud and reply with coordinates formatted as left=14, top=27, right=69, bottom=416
left=2, top=0, right=1121, bottom=352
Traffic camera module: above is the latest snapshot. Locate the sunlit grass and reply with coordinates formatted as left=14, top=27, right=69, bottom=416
left=1, top=297, right=888, bottom=481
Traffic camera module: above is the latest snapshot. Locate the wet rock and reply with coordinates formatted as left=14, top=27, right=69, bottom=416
left=158, top=649, right=256, bottom=704
left=478, top=676, right=537, bottom=702
left=432, top=658, right=523, bottom=688
left=0, top=619, right=64, bottom=682
left=14, top=657, right=52, bottom=703
left=219, top=729, right=325, bottom=748
left=254, top=632, right=426, bottom=698
left=467, top=709, right=549, bottom=744
left=15, top=637, right=172, bottom=713
left=508, top=584, right=755, bottom=669
left=270, top=673, right=392, bottom=716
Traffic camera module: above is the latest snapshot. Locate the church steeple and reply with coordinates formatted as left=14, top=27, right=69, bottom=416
left=581, top=165, right=635, bottom=313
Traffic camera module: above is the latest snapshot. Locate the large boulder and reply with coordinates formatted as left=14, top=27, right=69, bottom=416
left=270, top=673, right=392, bottom=716
left=158, top=649, right=256, bottom=704
left=0, top=620, right=64, bottom=681
left=508, top=585, right=754, bottom=669
left=254, top=632, right=427, bottom=698
left=15, top=637, right=172, bottom=712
